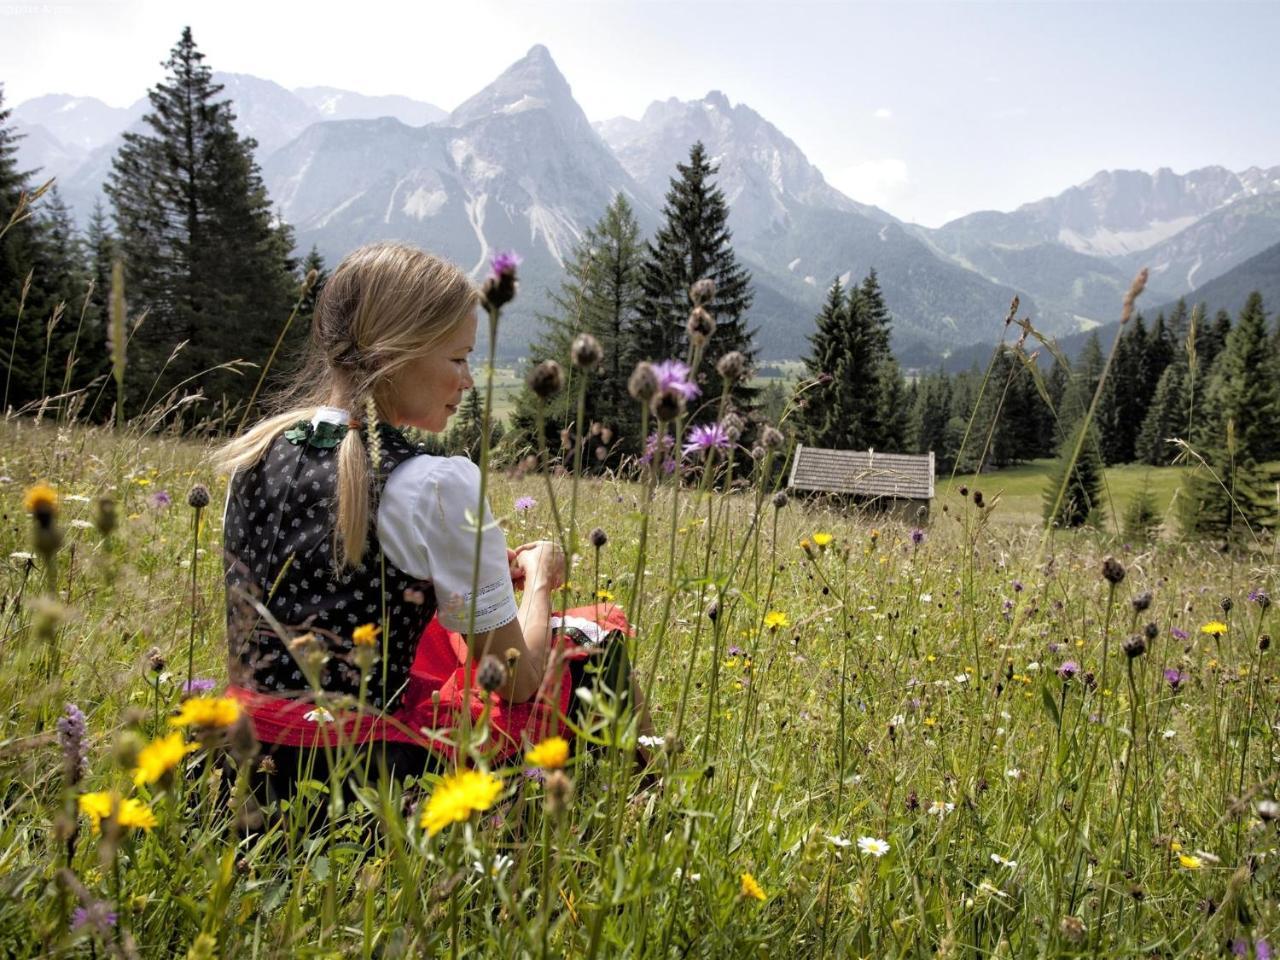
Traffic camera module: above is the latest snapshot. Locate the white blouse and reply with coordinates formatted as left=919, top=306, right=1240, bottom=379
left=314, top=407, right=520, bottom=635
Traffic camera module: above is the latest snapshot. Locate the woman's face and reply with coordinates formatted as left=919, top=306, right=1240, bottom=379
left=384, top=311, right=477, bottom=432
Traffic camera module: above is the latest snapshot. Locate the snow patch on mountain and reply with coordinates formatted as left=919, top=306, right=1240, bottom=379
left=1057, top=216, right=1200, bottom=257
left=401, top=186, right=449, bottom=221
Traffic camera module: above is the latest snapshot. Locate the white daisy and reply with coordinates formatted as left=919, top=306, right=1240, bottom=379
left=638, top=735, right=666, bottom=749
left=303, top=707, right=335, bottom=723
left=990, top=853, right=1018, bottom=868
left=927, top=800, right=955, bottom=817
left=827, top=835, right=853, bottom=848
left=857, top=836, right=890, bottom=857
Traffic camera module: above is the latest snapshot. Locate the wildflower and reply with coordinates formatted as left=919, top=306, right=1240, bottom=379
left=1162, top=729, right=1176, bottom=739
left=23, top=483, right=58, bottom=516
left=352, top=623, right=380, bottom=647
left=1101, top=556, right=1126, bottom=584
left=827, top=835, right=853, bottom=848
left=857, top=836, right=890, bottom=857
left=627, top=361, right=659, bottom=402
left=70, top=900, right=118, bottom=935
left=1123, top=634, right=1147, bottom=658
left=1201, top=621, right=1228, bottom=636
left=1164, top=668, right=1185, bottom=691
left=527, top=360, right=564, bottom=400
left=651, top=359, right=700, bottom=401
left=526, top=736, right=570, bottom=770
left=477, top=655, right=507, bottom=693
left=812, top=532, right=833, bottom=548
left=170, top=696, right=241, bottom=729
left=1178, top=854, right=1203, bottom=870
left=764, top=611, right=790, bottom=631
left=78, top=792, right=157, bottom=834
left=1005, top=768, right=1021, bottom=779
left=638, top=735, right=666, bottom=749
left=183, top=678, right=216, bottom=695
left=682, top=422, right=732, bottom=458
left=1132, top=590, right=1153, bottom=612
left=689, top=277, right=716, bottom=305
left=1059, top=915, right=1087, bottom=944
left=927, top=800, right=954, bottom=817
left=1057, top=660, right=1079, bottom=681
left=132, top=731, right=197, bottom=787
left=1256, top=799, right=1279, bottom=822
left=686, top=305, right=716, bottom=345
left=304, top=707, right=335, bottom=723
left=514, top=496, right=537, bottom=512
left=419, top=769, right=503, bottom=836
left=58, top=703, right=89, bottom=786
left=589, top=527, right=608, bottom=548
left=1171, top=626, right=1189, bottom=641
left=740, top=872, right=767, bottom=901
left=772, top=490, right=789, bottom=509
left=651, top=386, right=686, bottom=422
left=716, top=350, right=747, bottom=382
left=889, top=713, right=906, bottom=728
left=1144, top=621, right=1159, bottom=640
left=544, top=770, right=574, bottom=814
left=186, top=484, right=210, bottom=509
left=483, top=251, right=520, bottom=309
left=910, top=527, right=926, bottom=546
left=474, top=853, right=515, bottom=878
left=570, top=332, right=603, bottom=369
left=1249, top=587, right=1271, bottom=610
left=990, top=853, right=1017, bottom=868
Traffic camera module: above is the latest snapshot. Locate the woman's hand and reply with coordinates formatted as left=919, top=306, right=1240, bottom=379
left=512, top=540, right=565, bottom=591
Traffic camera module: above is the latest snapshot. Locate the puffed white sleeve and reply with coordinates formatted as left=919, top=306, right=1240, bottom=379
left=379, top=455, right=519, bottom=635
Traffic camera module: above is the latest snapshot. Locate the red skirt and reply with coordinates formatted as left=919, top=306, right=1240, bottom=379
left=227, top=602, right=632, bottom=764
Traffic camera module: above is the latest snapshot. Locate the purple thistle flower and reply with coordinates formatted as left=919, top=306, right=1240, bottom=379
left=57, top=703, right=88, bottom=786
left=1057, top=660, right=1079, bottom=681
left=490, top=250, right=521, bottom=278
left=183, top=678, right=217, bottom=695
left=1249, top=587, right=1271, bottom=609
left=514, top=496, right=537, bottom=512
left=1171, top=627, right=1189, bottom=641
left=1012, top=580, right=1024, bottom=593
left=1164, top=668, right=1184, bottom=691
left=651, top=359, right=700, bottom=401
left=146, top=490, right=171, bottom=510
left=1047, top=642, right=1063, bottom=655
left=728, top=645, right=744, bottom=656
left=682, top=422, right=732, bottom=458
left=640, top=432, right=676, bottom=467
left=1230, top=939, right=1249, bottom=958
left=71, top=901, right=117, bottom=935
left=1257, top=938, right=1272, bottom=960
left=910, top=528, right=926, bottom=546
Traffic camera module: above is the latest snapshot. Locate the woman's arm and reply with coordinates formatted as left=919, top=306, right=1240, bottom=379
left=470, top=541, right=563, bottom=703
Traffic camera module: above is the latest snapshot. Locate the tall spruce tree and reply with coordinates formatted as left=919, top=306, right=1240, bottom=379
left=1096, top=316, right=1151, bottom=464
left=1135, top=358, right=1190, bottom=465
left=634, top=142, right=755, bottom=416
left=106, top=27, right=295, bottom=424
left=509, top=194, right=646, bottom=466
left=74, top=199, right=116, bottom=406
left=1043, top=420, right=1105, bottom=528
left=1202, top=293, right=1279, bottom=461
left=796, top=278, right=851, bottom=447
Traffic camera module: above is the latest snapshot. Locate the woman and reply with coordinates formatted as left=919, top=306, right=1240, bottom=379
left=217, top=242, right=643, bottom=800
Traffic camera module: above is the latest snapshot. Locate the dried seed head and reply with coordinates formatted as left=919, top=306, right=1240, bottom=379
left=527, top=360, right=564, bottom=400
left=1132, top=591, right=1152, bottom=613
left=187, top=484, right=211, bottom=510
left=505, top=647, right=521, bottom=667
left=588, top=527, right=608, bottom=549
left=689, top=278, right=716, bottom=305
left=93, top=496, right=118, bottom=537
left=687, top=305, right=716, bottom=342
left=545, top=770, right=574, bottom=814
left=1059, top=916, right=1087, bottom=944
left=972, top=490, right=985, bottom=509
left=1144, top=621, right=1159, bottom=640
left=1123, top=634, right=1147, bottom=659
left=722, top=411, right=745, bottom=443
left=570, top=332, right=603, bottom=370
left=650, top=386, right=685, bottom=422
left=146, top=647, right=166, bottom=673
left=477, top=655, right=507, bottom=694
left=1120, top=268, right=1148, bottom=325
left=1101, top=556, right=1126, bottom=585
left=706, top=599, right=719, bottom=621
left=772, top=490, right=789, bottom=509
left=716, top=350, right=747, bottom=382
left=760, top=425, right=784, bottom=450
left=1220, top=596, right=1233, bottom=614
left=627, top=361, right=658, bottom=402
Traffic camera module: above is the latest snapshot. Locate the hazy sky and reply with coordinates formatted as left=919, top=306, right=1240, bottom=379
left=5, top=0, right=1278, bottom=226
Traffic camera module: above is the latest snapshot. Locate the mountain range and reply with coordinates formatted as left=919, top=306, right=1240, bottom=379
left=10, top=45, right=1280, bottom=365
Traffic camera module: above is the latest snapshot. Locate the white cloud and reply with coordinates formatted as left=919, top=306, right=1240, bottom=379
left=830, top=157, right=910, bottom=208
left=872, top=107, right=893, bottom=119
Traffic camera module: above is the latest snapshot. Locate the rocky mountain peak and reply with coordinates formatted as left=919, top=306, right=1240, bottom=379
left=450, top=44, right=578, bottom=127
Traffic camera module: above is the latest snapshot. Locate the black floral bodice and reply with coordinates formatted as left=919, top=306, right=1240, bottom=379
left=224, top=422, right=436, bottom=710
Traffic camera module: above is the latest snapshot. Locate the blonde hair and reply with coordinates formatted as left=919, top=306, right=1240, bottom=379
left=217, top=242, right=480, bottom=568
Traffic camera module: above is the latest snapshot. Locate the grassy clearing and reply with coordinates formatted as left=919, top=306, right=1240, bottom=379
left=1, top=413, right=1278, bottom=957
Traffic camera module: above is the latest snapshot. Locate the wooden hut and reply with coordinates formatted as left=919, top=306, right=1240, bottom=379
left=787, top=446, right=935, bottom=522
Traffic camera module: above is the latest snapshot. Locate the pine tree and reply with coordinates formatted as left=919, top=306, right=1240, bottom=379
left=510, top=194, right=646, bottom=466
left=634, top=142, right=756, bottom=415
left=1202, top=293, right=1278, bottom=462
left=908, top=370, right=953, bottom=469
left=1096, top=316, right=1150, bottom=464
left=1043, top=420, right=1104, bottom=528
left=73, top=199, right=116, bottom=406
left=298, top=245, right=328, bottom=327
left=796, top=278, right=850, bottom=447
left=1135, top=359, right=1190, bottom=465
left=105, top=27, right=295, bottom=423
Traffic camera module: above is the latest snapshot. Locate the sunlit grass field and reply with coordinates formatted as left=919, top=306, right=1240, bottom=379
left=1, top=413, right=1277, bottom=958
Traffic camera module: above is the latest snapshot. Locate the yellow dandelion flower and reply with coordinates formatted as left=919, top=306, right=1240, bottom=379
left=23, top=483, right=58, bottom=515
left=922, top=716, right=938, bottom=728
left=132, top=731, right=197, bottom=786
left=352, top=623, right=381, bottom=647
left=78, top=792, right=157, bottom=834
left=419, top=769, right=503, bottom=837
left=763, top=611, right=790, bottom=630
left=525, top=736, right=570, bottom=770
left=740, top=872, right=767, bottom=901
left=1169, top=840, right=1182, bottom=852
left=812, top=532, right=832, bottom=548
left=595, top=589, right=614, bottom=602
left=1201, top=621, right=1228, bottom=636
left=1178, top=854, right=1203, bottom=870
left=170, top=696, right=241, bottom=729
